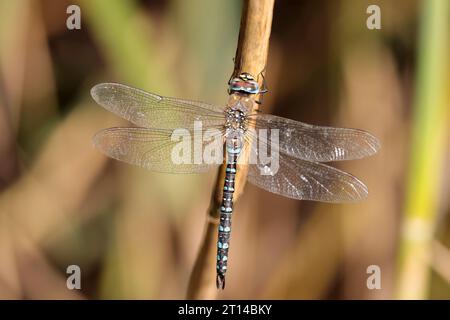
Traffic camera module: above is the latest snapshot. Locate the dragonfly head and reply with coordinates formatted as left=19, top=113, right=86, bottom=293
left=229, top=73, right=260, bottom=95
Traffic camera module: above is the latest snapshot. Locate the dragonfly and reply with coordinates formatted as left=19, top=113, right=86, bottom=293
left=91, top=72, right=380, bottom=289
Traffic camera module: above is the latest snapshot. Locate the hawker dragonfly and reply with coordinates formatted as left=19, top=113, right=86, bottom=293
left=91, top=73, right=380, bottom=289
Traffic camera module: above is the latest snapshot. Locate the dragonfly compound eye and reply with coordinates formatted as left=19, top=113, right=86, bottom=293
left=229, top=77, right=260, bottom=95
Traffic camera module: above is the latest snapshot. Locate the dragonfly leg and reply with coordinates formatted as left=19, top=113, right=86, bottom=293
left=258, top=68, right=269, bottom=93
left=255, top=68, right=269, bottom=105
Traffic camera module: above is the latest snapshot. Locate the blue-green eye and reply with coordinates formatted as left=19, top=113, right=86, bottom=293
left=229, top=78, right=260, bottom=94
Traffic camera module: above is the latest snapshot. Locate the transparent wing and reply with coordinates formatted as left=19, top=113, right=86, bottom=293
left=248, top=114, right=380, bottom=162
left=93, top=127, right=224, bottom=173
left=91, top=83, right=225, bottom=130
left=240, top=136, right=368, bottom=202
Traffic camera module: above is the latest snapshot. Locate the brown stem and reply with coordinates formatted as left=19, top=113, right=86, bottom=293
left=186, top=0, right=274, bottom=299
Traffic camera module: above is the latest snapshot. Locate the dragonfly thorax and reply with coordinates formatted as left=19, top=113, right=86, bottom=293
left=225, top=107, right=248, bottom=133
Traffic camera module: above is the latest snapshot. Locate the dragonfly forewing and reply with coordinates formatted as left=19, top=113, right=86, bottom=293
left=91, top=83, right=226, bottom=130
left=250, top=114, right=380, bottom=162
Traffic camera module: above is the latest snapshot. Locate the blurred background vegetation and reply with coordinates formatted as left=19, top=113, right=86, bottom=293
left=0, top=0, right=449, bottom=299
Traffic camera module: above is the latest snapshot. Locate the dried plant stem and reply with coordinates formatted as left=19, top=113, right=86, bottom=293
left=186, top=0, right=274, bottom=299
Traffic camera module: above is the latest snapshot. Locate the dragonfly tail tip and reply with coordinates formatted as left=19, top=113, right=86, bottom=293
left=216, top=274, right=225, bottom=290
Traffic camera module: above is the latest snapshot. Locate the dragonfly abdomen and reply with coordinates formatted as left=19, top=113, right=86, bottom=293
left=216, top=140, right=241, bottom=289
